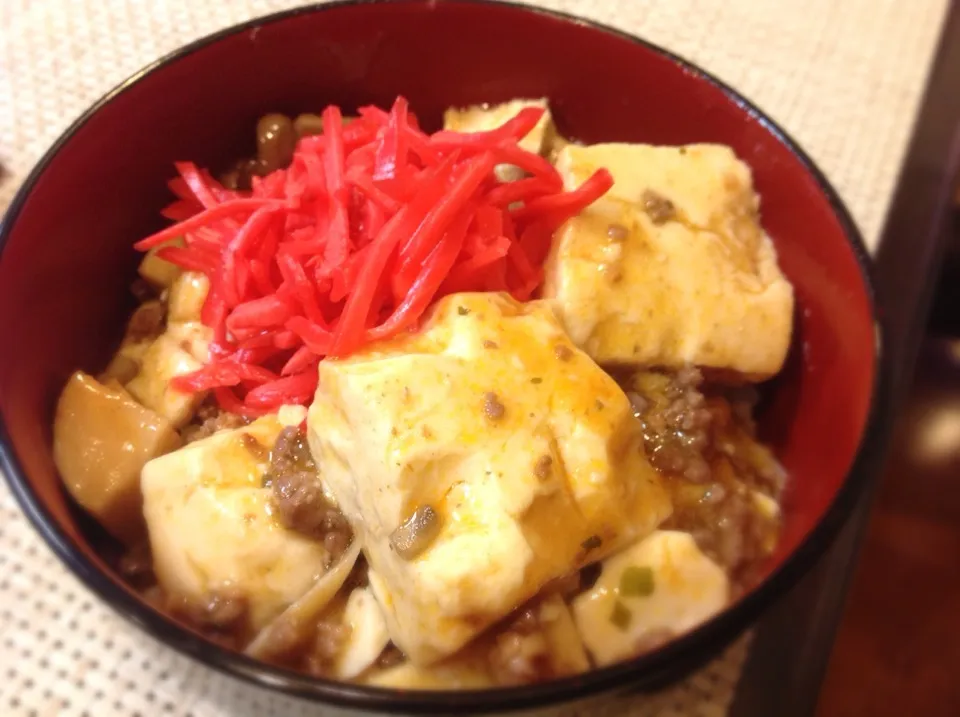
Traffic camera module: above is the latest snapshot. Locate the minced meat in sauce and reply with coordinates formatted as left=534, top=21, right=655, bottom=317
left=486, top=607, right=553, bottom=686
left=641, top=189, right=676, bottom=225
left=489, top=633, right=549, bottom=685
left=117, top=541, right=155, bottom=589
left=251, top=600, right=353, bottom=676
left=304, top=617, right=352, bottom=677
left=181, top=398, right=249, bottom=443
left=623, top=367, right=784, bottom=593
left=266, top=426, right=352, bottom=564
left=115, top=423, right=354, bottom=663
left=482, top=391, right=506, bottom=421
left=164, top=587, right=251, bottom=649
left=126, top=300, right=166, bottom=343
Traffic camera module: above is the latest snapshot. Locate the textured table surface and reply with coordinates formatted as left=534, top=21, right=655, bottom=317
left=0, top=1, right=949, bottom=715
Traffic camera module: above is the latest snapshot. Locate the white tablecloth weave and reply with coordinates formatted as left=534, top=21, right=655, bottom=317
left=0, top=1, right=948, bottom=715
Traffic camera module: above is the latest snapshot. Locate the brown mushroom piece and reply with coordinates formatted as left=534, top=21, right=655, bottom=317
left=256, top=113, right=297, bottom=173
left=483, top=391, right=506, bottom=421
left=53, top=371, right=182, bottom=543
left=389, top=505, right=442, bottom=560
left=641, top=188, right=676, bottom=224
left=294, top=113, right=325, bottom=137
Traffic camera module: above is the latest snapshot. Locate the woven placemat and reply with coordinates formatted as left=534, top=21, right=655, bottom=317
left=0, top=1, right=947, bottom=715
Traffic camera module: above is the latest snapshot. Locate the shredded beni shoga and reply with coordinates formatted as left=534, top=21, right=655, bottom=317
left=134, top=99, right=613, bottom=417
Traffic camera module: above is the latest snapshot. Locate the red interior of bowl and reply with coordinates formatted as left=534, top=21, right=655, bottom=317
left=0, top=0, right=876, bottom=688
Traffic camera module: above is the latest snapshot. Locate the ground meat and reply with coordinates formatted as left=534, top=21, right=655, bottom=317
left=169, top=587, right=248, bottom=632
left=664, top=367, right=712, bottom=432
left=579, top=562, right=603, bottom=591
left=272, top=471, right=351, bottom=560
left=633, top=367, right=713, bottom=482
left=118, top=542, right=154, bottom=588
left=269, top=426, right=315, bottom=472
left=256, top=607, right=353, bottom=675
left=483, top=391, right=506, bottom=421
left=606, top=223, right=629, bottom=241
left=129, top=277, right=157, bottom=303
left=118, top=542, right=151, bottom=578
left=203, top=591, right=248, bottom=628
left=376, top=643, right=405, bottom=669
left=665, top=474, right=777, bottom=590
left=542, top=571, right=581, bottom=597
left=580, top=535, right=602, bottom=553
left=343, top=556, right=370, bottom=592
left=649, top=442, right=711, bottom=482
left=487, top=608, right=551, bottom=686
left=194, top=400, right=221, bottom=424
left=181, top=399, right=248, bottom=443
left=126, top=300, right=166, bottom=342
left=266, top=427, right=352, bottom=561
left=626, top=368, right=784, bottom=592
left=726, top=385, right=761, bottom=431
left=627, top=390, right=649, bottom=416
left=252, top=616, right=305, bottom=661
left=642, top=188, right=676, bottom=224
left=272, top=471, right=323, bottom=529
left=533, top=454, right=553, bottom=480
left=304, top=618, right=351, bottom=677
left=323, top=530, right=352, bottom=562
left=509, top=608, right=541, bottom=634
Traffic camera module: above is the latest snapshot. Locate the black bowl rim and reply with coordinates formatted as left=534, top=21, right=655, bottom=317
left=0, top=0, right=892, bottom=713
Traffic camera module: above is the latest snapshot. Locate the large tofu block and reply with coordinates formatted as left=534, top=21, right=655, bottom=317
left=307, top=292, right=671, bottom=664
left=543, top=143, right=794, bottom=379
left=142, top=416, right=330, bottom=632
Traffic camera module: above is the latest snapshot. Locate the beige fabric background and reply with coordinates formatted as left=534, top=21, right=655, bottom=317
left=0, top=1, right=948, bottom=715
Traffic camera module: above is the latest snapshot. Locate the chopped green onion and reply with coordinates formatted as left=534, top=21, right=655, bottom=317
left=620, top=565, right=655, bottom=597
left=609, top=600, right=632, bottom=631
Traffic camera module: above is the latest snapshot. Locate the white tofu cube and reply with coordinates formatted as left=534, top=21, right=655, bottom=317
left=307, top=292, right=671, bottom=664
left=125, top=333, right=205, bottom=428
left=572, top=530, right=729, bottom=666
left=141, top=416, right=331, bottom=632
left=543, top=143, right=794, bottom=379
left=334, top=586, right=391, bottom=680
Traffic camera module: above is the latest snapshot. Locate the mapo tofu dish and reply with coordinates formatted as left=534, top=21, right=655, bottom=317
left=53, top=98, right=794, bottom=687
